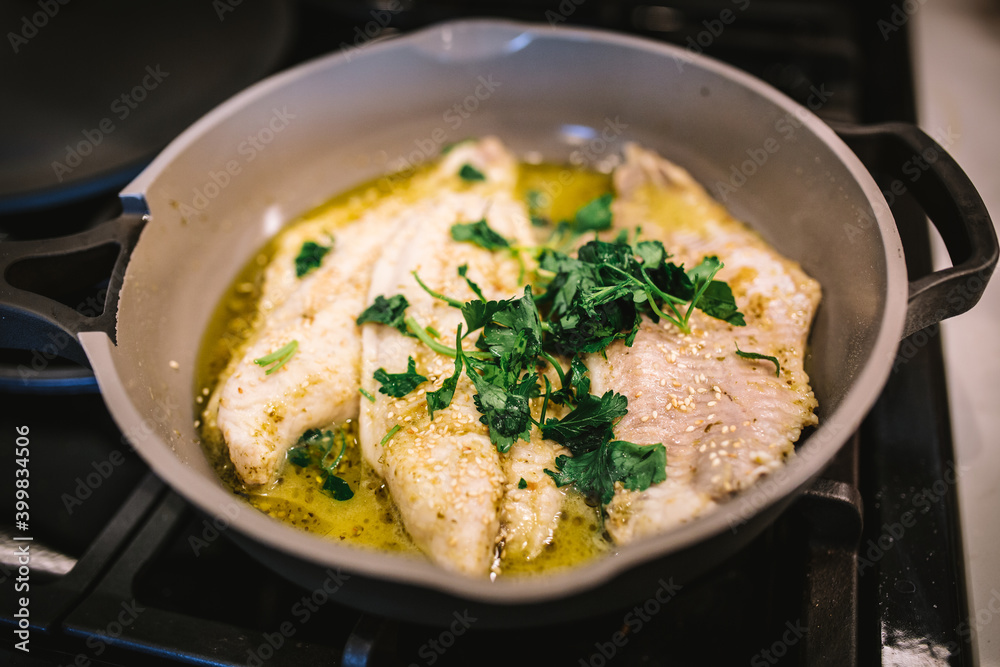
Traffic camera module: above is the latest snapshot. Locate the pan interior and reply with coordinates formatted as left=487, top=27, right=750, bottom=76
left=104, top=21, right=901, bottom=600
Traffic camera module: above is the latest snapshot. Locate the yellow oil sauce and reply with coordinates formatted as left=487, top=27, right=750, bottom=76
left=195, top=158, right=614, bottom=575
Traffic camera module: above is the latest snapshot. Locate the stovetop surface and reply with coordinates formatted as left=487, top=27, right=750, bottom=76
left=0, top=1, right=975, bottom=665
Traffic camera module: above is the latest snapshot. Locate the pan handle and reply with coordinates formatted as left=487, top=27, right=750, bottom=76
left=832, top=122, right=998, bottom=338
left=0, top=194, right=148, bottom=367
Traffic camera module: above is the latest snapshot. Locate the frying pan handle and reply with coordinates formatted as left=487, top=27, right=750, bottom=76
left=0, top=194, right=148, bottom=366
left=832, top=122, right=998, bottom=338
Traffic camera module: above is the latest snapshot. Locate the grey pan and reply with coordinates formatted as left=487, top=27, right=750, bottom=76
left=1, top=20, right=996, bottom=626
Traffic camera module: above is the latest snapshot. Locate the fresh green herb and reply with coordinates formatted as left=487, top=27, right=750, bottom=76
left=546, top=440, right=666, bottom=505
left=527, top=190, right=550, bottom=227
left=321, top=475, right=354, bottom=501
left=425, top=326, right=442, bottom=339
left=458, top=264, right=486, bottom=301
left=357, top=294, right=412, bottom=336
left=380, top=424, right=402, bottom=446
left=373, top=356, right=428, bottom=398
left=286, top=428, right=354, bottom=501
left=458, top=163, right=486, bottom=182
left=518, top=478, right=528, bottom=489
left=573, top=193, right=614, bottom=232
left=538, top=240, right=745, bottom=352
left=253, top=340, right=298, bottom=375
left=427, top=327, right=465, bottom=419
left=735, top=343, right=781, bottom=377
left=541, top=391, right=628, bottom=453
left=450, top=219, right=511, bottom=251
left=358, top=387, right=376, bottom=403
left=294, top=241, right=331, bottom=277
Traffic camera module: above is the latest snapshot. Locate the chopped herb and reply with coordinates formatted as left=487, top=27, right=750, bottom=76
left=458, top=264, right=486, bottom=301
left=546, top=440, right=666, bottom=505
left=573, top=193, right=614, bottom=232
left=294, top=241, right=331, bottom=277
left=450, top=219, right=511, bottom=251
left=425, top=326, right=442, bottom=339
left=373, top=356, right=428, bottom=398
left=321, top=475, right=354, bottom=501
left=380, top=424, right=402, bottom=446
left=358, top=387, right=376, bottom=403
left=286, top=428, right=354, bottom=501
left=357, top=294, right=412, bottom=336
left=735, top=343, right=781, bottom=377
left=253, top=340, right=298, bottom=375
left=541, top=391, right=629, bottom=455
left=518, top=478, right=528, bottom=489
left=427, top=327, right=465, bottom=419
left=458, top=163, right=486, bottom=182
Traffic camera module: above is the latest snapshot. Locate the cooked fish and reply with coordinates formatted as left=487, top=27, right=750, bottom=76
left=214, top=212, right=399, bottom=486
left=587, top=143, right=821, bottom=544
left=358, top=138, right=565, bottom=574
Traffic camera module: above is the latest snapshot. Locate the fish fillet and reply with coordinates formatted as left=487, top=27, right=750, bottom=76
left=587, top=143, right=821, bottom=544
left=359, top=139, right=565, bottom=573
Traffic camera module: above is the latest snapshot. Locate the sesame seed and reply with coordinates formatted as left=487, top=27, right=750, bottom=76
left=652, top=411, right=658, bottom=419
left=713, top=385, right=722, bottom=393
left=685, top=425, right=695, bottom=432
left=640, top=416, right=650, bottom=423
left=169, top=360, right=179, bottom=370
left=707, top=401, right=717, bottom=407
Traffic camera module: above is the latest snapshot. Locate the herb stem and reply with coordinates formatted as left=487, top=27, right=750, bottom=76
left=540, top=350, right=567, bottom=387
left=412, top=271, right=464, bottom=308
left=405, top=316, right=491, bottom=360
left=380, top=424, right=401, bottom=446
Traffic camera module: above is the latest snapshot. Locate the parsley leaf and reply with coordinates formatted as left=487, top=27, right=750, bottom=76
left=546, top=440, right=666, bottom=505
left=541, top=390, right=629, bottom=455
left=294, top=241, right=331, bottom=277
left=373, top=356, right=428, bottom=398
left=518, top=477, right=528, bottom=489
left=450, top=219, right=511, bottom=251
left=574, top=193, right=614, bottom=232
left=427, top=328, right=465, bottom=418
left=735, top=343, right=781, bottom=377
left=356, top=294, right=412, bottom=336
left=458, top=345, right=533, bottom=454
left=286, top=428, right=354, bottom=501
left=458, top=163, right=486, bottom=182
left=253, top=340, right=298, bottom=375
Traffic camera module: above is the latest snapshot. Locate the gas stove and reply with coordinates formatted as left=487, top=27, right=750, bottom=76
left=0, top=1, right=975, bottom=665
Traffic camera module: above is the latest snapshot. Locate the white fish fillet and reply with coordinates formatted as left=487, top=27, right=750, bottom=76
left=358, top=139, right=564, bottom=574
left=215, top=215, right=399, bottom=486
left=586, top=143, right=821, bottom=544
